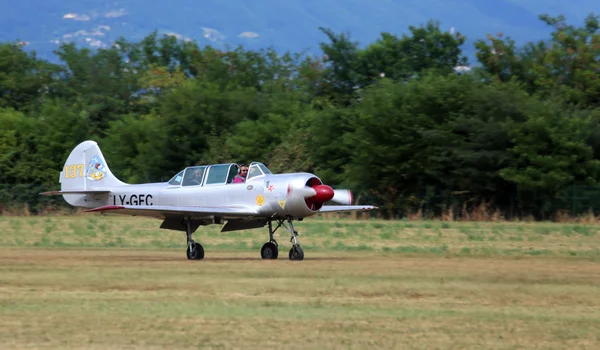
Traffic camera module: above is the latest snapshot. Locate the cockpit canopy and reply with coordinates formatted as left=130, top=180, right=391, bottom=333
left=247, top=162, right=272, bottom=179
left=167, top=162, right=272, bottom=187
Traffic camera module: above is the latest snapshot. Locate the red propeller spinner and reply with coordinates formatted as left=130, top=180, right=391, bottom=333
left=304, top=178, right=334, bottom=210
left=311, top=184, right=335, bottom=203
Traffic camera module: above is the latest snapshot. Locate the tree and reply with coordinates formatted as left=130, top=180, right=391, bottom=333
left=102, top=111, right=167, bottom=183
left=52, top=42, right=142, bottom=133
left=500, top=100, right=600, bottom=217
left=342, top=73, right=539, bottom=218
left=476, top=13, right=600, bottom=108
left=0, top=43, right=57, bottom=112
left=318, top=27, right=365, bottom=103
left=361, top=20, right=468, bottom=81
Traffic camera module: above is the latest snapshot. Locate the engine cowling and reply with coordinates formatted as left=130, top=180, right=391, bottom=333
left=259, top=174, right=353, bottom=218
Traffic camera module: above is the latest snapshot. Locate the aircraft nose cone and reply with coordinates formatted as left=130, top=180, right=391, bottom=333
left=312, top=185, right=335, bottom=203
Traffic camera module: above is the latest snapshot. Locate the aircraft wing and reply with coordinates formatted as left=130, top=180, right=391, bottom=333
left=319, top=205, right=377, bottom=213
left=85, top=204, right=259, bottom=219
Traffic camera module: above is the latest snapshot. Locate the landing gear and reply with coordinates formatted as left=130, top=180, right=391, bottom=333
left=187, top=242, right=204, bottom=260
left=261, top=221, right=279, bottom=259
left=261, top=242, right=278, bottom=259
left=262, top=217, right=304, bottom=261
left=285, top=218, right=304, bottom=261
left=185, top=219, right=204, bottom=260
left=289, top=245, right=304, bottom=260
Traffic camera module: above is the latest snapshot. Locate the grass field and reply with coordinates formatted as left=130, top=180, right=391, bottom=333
left=1, top=215, right=600, bottom=349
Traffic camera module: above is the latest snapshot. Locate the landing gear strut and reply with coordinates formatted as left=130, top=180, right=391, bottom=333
left=260, top=220, right=279, bottom=259
left=185, top=219, right=204, bottom=260
left=261, top=216, right=304, bottom=261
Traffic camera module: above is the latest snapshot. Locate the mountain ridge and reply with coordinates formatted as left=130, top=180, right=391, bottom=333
left=1, top=0, right=597, bottom=64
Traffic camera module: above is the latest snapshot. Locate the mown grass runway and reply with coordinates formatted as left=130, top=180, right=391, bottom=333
left=1, top=216, right=599, bottom=349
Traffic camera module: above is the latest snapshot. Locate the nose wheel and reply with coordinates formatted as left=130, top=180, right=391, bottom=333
left=287, top=219, right=304, bottom=261
left=262, top=217, right=304, bottom=261
left=289, top=245, right=304, bottom=260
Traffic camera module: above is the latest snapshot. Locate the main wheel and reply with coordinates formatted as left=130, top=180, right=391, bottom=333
left=186, top=242, right=204, bottom=260
left=261, top=242, right=278, bottom=259
left=288, top=245, right=304, bottom=261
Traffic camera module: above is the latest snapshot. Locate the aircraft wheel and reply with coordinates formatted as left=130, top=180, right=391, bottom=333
left=288, top=245, right=304, bottom=261
left=186, top=242, right=204, bottom=260
left=261, top=242, right=278, bottom=259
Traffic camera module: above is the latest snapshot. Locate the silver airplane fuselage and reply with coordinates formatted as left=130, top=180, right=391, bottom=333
left=71, top=172, right=322, bottom=220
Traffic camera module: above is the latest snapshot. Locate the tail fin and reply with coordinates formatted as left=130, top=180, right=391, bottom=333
left=49, top=140, right=127, bottom=206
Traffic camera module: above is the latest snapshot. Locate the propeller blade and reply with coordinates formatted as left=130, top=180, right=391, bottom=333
left=331, top=189, right=353, bottom=205
left=287, top=183, right=317, bottom=199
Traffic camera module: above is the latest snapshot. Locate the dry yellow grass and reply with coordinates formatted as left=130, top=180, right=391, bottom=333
left=1, top=216, right=600, bottom=349
left=0, top=248, right=599, bottom=349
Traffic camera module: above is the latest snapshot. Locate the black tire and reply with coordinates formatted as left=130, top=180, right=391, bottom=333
left=261, top=242, right=279, bottom=259
left=186, top=242, right=204, bottom=260
left=288, top=245, right=304, bottom=261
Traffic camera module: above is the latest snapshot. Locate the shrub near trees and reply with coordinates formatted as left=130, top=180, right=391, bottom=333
left=1, top=13, right=599, bottom=220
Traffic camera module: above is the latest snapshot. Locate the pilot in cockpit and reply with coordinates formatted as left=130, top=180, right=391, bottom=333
left=233, top=164, right=248, bottom=183
left=187, top=168, right=204, bottom=186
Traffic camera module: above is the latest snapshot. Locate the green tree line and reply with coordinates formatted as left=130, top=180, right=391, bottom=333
left=1, top=13, right=600, bottom=219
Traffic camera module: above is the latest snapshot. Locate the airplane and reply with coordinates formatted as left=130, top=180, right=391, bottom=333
left=41, top=140, right=377, bottom=261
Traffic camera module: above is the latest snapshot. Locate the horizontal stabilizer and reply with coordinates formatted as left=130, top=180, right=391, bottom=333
left=40, top=190, right=111, bottom=195
left=319, top=205, right=377, bottom=213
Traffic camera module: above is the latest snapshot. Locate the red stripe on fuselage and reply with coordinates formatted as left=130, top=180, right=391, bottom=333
left=85, top=205, right=125, bottom=212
